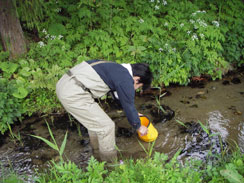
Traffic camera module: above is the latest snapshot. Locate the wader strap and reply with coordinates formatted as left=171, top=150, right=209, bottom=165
left=66, top=70, right=91, bottom=93
left=89, top=60, right=114, bottom=66
left=66, top=60, right=114, bottom=94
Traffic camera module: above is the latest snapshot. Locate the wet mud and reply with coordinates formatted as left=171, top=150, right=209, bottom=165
left=0, top=66, right=243, bottom=181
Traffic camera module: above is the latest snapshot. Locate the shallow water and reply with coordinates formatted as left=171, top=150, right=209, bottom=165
left=0, top=69, right=243, bottom=181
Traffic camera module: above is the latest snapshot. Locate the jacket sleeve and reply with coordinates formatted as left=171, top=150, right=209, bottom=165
left=115, top=81, right=141, bottom=130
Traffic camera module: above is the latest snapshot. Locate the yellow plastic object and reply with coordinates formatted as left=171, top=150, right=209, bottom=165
left=138, top=116, right=158, bottom=142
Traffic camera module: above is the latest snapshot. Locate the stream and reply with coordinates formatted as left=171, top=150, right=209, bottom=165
left=0, top=67, right=243, bottom=182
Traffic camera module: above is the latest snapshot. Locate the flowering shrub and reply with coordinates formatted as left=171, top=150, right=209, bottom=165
left=25, top=0, right=241, bottom=87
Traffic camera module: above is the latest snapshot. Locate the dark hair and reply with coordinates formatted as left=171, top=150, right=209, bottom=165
left=131, top=63, right=153, bottom=90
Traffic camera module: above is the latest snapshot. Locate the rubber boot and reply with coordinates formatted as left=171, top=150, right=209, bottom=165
left=99, top=149, right=117, bottom=163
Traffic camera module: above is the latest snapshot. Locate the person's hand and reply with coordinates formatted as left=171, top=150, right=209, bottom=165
left=137, top=125, right=148, bottom=136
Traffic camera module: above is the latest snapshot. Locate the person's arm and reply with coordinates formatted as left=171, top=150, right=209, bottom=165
left=115, top=81, right=145, bottom=132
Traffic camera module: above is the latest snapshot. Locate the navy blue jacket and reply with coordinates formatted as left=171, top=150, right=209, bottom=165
left=86, top=60, right=141, bottom=130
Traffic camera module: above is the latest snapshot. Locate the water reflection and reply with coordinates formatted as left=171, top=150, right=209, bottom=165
left=208, top=111, right=229, bottom=140
left=238, top=122, right=244, bottom=153
left=0, top=149, right=36, bottom=183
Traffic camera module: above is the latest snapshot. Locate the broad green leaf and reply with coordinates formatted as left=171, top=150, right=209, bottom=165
left=48, top=23, right=66, bottom=36
left=0, top=62, right=18, bottom=74
left=12, top=87, right=28, bottom=99
left=220, top=169, right=244, bottom=183
left=19, top=67, right=31, bottom=77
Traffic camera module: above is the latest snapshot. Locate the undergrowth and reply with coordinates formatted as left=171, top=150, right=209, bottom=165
left=34, top=149, right=244, bottom=183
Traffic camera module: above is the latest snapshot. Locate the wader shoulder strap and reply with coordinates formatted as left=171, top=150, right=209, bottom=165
left=66, top=60, right=115, bottom=94
left=89, top=60, right=115, bottom=66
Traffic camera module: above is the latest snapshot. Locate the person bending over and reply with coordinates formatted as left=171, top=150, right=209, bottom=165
left=56, top=59, right=153, bottom=162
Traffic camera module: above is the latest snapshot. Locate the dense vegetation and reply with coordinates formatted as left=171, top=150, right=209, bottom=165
left=0, top=0, right=243, bottom=182
left=0, top=0, right=243, bottom=134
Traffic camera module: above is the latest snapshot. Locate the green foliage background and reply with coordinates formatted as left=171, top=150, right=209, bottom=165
left=0, top=0, right=243, bottom=134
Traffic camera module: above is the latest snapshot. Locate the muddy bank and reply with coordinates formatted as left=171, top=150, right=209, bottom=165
left=0, top=67, right=243, bottom=180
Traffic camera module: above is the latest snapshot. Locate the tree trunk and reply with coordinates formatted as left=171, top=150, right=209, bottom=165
left=0, top=0, right=27, bottom=59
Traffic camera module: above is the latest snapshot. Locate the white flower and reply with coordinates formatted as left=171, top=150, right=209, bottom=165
left=38, top=41, right=45, bottom=47
left=192, top=10, right=207, bottom=16
left=172, top=48, right=176, bottom=52
left=51, top=35, right=56, bottom=40
left=150, top=0, right=155, bottom=2
left=139, top=18, right=144, bottom=23
left=159, top=48, right=163, bottom=52
left=187, top=31, right=191, bottom=35
left=192, top=33, right=198, bottom=41
left=162, top=0, right=167, bottom=5
left=190, top=19, right=195, bottom=24
left=58, top=35, right=63, bottom=39
left=199, top=20, right=207, bottom=27
left=200, top=33, right=205, bottom=38
left=212, top=21, right=220, bottom=27
left=196, top=19, right=207, bottom=27
left=180, top=23, right=184, bottom=27
left=155, top=5, right=159, bottom=10
left=164, top=22, right=168, bottom=26
left=42, top=29, right=47, bottom=34
left=55, top=8, right=61, bottom=12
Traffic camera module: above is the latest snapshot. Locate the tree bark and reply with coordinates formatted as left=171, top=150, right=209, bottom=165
left=0, top=0, right=27, bottom=59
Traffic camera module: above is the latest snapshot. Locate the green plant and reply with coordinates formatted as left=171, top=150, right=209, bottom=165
left=106, top=151, right=202, bottom=183
left=155, top=94, right=167, bottom=114
left=7, top=123, right=23, bottom=146
left=175, top=119, right=187, bottom=128
left=204, top=148, right=244, bottom=183
left=31, top=121, right=68, bottom=162
left=138, top=140, right=156, bottom=159
left=36, top=160, right=84, bottom=183
left=0, top=173, right=24, bottom=183
left=220, top=164, right=244, bottom=183
left=36, top=156, right=107, bottom=183
left=208, top=0, right=244, bottom=66
left=198, top=120, right=229, bottom=159
left=0, top=78, right=25, bottom=134
left=0, top=165, right=25, bottom=183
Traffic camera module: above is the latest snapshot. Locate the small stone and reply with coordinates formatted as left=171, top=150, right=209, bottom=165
left=222, top=80, right=230, bottom=85
left=231, top=77, right=241, bottom=84
left=197, top=91, right=205, bottom=95
left=234, top=111, right=242, bottom=115
left=211, top=86, right=216, bottom=90
left=180, top=100, right=190, bottom=104
left=190, top=104, right=198, bottom=108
